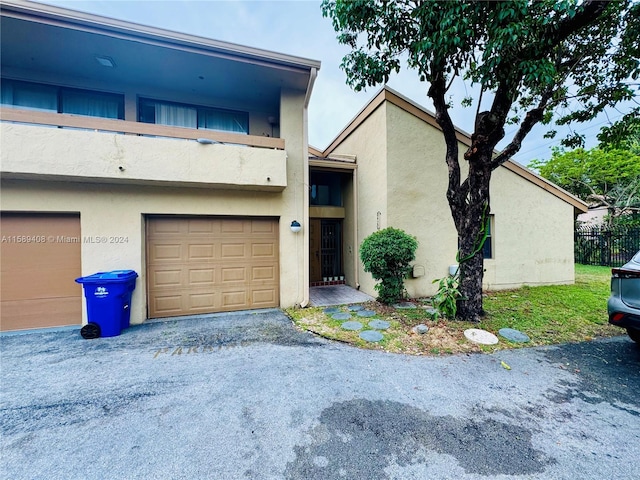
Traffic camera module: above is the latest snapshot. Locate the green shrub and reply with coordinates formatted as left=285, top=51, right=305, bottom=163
left=360, top=227, right=418, bottom=304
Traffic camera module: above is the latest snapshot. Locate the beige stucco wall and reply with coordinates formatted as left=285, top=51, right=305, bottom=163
left=337, top=100, right=576, bottom=299
left=331, top=104, right=388, bottom=294
left=1, top=124, right=287, bottom=190
left=0, top=89, right=309, bottom=326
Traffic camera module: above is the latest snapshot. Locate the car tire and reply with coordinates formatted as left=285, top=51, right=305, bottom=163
left=627, top=328, right=640, bottom=344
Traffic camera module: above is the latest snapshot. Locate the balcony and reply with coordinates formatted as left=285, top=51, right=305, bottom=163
left=0, top=108, right=287, bottom=191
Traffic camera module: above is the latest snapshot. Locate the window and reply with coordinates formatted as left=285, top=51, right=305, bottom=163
left=482, top=215, right=494, bottom=259
left=1, top=79, right=124, bottom=119
left=309, top=172, right=344, bottom=206
left=138, top=98, right=248, bottom=134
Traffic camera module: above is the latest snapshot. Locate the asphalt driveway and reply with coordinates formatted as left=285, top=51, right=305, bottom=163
left=1, top=310, right=639, bottom=479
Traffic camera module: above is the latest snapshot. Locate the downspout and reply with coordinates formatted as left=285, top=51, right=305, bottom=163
left=299, top=67, right=317, bottom=308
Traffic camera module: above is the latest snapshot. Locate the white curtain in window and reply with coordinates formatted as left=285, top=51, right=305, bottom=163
left=1, top=82, right=57, bottom=112
left=62, top=91, right=120, bottom=118
left=155, top=103, right=197, bottom=128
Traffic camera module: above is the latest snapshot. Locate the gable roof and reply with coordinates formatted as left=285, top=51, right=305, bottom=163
left=313, top=86, right=588, bottom=214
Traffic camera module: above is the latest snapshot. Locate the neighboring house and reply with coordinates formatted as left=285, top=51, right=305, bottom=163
left=577, top=206, right=609, bottom=227
left=308, top=87, right=588, bottom=299
left=0, top=0, right=319, bottom=331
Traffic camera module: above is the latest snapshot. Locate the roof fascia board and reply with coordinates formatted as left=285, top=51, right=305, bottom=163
left=1, top=0, right=321, bottom=74
left=321, top=85, right=586, bottom=213
left=321, top=89, right=387, bottom=156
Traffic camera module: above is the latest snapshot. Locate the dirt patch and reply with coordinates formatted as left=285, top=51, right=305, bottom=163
left=287, top=301, right=488, bottom=356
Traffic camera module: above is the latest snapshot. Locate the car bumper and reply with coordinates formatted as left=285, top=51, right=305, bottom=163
left=608, top=296, right=640, bottom=330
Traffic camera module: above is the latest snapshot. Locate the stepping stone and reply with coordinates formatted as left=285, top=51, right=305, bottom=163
left=323, top=307, right=341, bottom=314
left=331, top=313, right=352, bottom=321
left=422, top=306, right=438, bottom=316
left=393, top=302, right=417, bottom=309
left=368, top=320, right=390, bottom=330
left=464, top=328, right=499, bottom=345
left=357, top=310, right=376, bottom=318
left=341, top=321, right=363, bottom=331
left=498, top=328, right=530, bottom=343
left=359, top=330, right=384, bottom=342
left=347, top=305, right=364, bottom=311
left=412, top=324, right=429, bottom=334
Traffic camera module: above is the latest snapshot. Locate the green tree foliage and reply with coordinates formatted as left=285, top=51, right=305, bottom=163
left=360, top=227, right=418, bottom=304
left=597, top=108, right=640, bottom=153
left=322, top=0, right=639, bottom=320
left=530, top=144, right=640, bottom=226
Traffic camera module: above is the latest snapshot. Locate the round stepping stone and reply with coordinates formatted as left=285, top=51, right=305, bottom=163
left=393, top=302, right=417, bottom=309
left=412, top=324, right=429, bottom=334
left=422, top=306, right=438, bottom=316
left=368, top=320, right=390, bottom=330
left=357, top=310, right=376, bottom=318
left=464, top=328, right=499, bottom=345
left=498, top=328, right=530, bottom=343
left=347, top=305, right=364, bottom=311
left=331, top=313, right=352, bottom=321
left=323, top=307, right=340, bottom=314
left=341, top=321, right=363, bottom=331
left=359, top=330, right=384, bottom=342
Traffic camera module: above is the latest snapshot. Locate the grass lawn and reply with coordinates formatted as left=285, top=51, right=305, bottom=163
left=286, top=264, right=621, bottom=355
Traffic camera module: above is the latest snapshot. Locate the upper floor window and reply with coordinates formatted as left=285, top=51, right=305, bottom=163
left=138, top=98, right=248, bottom=134
left=1, top=79, right=124, bottom=119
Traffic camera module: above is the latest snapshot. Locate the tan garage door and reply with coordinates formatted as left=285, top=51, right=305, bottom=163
left=1, top=213, right=82, bottom=331
left=147, top=216, right=279, bottom=318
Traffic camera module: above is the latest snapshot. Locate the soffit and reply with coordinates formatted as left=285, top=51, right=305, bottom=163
left=0, top=5, right=318, bottom=111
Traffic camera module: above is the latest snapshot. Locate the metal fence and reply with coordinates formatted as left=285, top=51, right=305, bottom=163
left=575, top=226, right=640, bottom=267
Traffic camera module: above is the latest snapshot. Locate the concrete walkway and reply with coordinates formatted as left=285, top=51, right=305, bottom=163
left=309, top=284, right=374, bottom=307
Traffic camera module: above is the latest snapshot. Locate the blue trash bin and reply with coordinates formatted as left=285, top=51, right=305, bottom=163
left=75, top=270, right=138, bottom=337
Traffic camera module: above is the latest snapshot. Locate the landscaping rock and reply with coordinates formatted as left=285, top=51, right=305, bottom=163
left=393, top=302, right=417, bottom=309
left=359, top=330, right=384, bottom=342
left=464, top=328, right=499, bottom=345
left=368, top=320, right=390, bottom=330
left=498, top=328, right=531, bottom=343
left=357, top=310, right=376, bottom=318
left=331, top=313, right=352, bottom=321
left=347, top=305, right=364, bottom=311
left=323, top=307, right=341, bottom=314
left=341, top=321, right=363, bottom=331
left=414, top=324, right=429, bottom=334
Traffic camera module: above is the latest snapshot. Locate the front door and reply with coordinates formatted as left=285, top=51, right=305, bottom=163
left=309, top=218, right=342, bottom=283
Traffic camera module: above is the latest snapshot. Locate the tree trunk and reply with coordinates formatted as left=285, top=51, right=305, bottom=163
left=454, top=152, right=493, bottom=322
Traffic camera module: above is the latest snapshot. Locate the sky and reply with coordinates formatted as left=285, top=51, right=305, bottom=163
left=36, top=0, right=633, bottom=165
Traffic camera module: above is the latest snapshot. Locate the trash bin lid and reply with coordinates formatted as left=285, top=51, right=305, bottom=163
left=75, top=270, right=138, bottom=284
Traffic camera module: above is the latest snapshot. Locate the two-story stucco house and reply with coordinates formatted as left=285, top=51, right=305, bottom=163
left=1, top=0, right=319, bottom=330
left=1, top=1, right=587, bottom=333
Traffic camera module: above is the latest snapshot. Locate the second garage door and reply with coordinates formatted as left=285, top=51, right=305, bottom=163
left=147, top=216, right=279, bottom=318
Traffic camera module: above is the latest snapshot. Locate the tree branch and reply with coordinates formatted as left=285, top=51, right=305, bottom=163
left=428, top=65, right=465, bottom=222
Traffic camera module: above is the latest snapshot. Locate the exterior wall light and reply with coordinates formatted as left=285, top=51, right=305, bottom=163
left=290, top=220, right=302, bottom=233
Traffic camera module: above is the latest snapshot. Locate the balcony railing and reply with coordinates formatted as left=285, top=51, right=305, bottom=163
left=1, top=107, right=287, bottom=191
left=0, top=108, right=285, bottom=149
